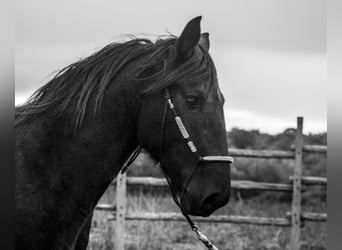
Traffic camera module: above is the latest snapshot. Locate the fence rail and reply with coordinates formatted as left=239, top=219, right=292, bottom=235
left=95, top=117, right=327, bottom=250
left=97, top=207, right=327, bottom=224
left=302, top=145, right=327, bottom=153
left=111, top=177, right=294, bottom=192
left=301, top=212, right=327, bottom=222
left=228, top=148, right=295, bottom=158
left=290, top=176, right=327, bottom=186
left=108, top=212, right=292, bottom=226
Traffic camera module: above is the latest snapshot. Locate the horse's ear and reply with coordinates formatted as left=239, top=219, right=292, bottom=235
left=176, top=16, right=202, bottom=61
left=199, top=32, right=210, bottom=51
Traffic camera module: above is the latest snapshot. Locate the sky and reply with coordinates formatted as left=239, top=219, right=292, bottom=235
left=15, top=0, right=326, bottom=134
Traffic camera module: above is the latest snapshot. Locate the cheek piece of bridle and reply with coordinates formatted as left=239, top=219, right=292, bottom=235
left=121, top=87, right=234, bottom=250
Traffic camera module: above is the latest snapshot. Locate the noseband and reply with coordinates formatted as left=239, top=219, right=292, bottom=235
left=121, top=87, right=234, bottom=250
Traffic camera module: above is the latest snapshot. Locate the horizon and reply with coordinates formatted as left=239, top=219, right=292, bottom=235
left=15, top=90, right=326, bottom=135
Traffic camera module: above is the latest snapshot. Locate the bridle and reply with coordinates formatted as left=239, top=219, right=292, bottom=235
left=121, top=87, right=234, bottom=250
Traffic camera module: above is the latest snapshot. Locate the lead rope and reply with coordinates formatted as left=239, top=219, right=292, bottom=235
left=124, top=156, right=219, bottom=250
left=121, top=146, right=142, bottom=174
left=163, top=165, right=219, bottom=250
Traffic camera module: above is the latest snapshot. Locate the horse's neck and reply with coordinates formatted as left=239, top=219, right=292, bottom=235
left=50, top=88, right=139, bottom=208
left=16, top=84, right=139, bottom=245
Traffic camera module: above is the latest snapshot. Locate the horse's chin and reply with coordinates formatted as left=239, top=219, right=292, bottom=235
left=189, top=209, right=213, bottom=218
left=181, top=193, right=215, bottom=217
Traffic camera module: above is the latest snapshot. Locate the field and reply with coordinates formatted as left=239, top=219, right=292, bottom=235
left=87, top=186, right=327, bottom=250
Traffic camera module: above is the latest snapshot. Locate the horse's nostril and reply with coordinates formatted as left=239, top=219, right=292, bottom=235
left=201, top=193, right=220, bottom=209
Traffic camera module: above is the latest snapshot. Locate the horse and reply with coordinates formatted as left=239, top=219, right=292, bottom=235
left=15, top=16, right=232, bottom=249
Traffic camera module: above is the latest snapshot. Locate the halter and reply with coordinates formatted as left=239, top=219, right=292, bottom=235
left=121, top=87, right=234, bottom=250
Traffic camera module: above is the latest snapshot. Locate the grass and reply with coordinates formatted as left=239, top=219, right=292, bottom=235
left=87, top=186, right=327, bottom=250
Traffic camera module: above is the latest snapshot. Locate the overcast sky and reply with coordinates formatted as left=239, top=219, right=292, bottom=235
left=15, top=0, right=326, bottom=134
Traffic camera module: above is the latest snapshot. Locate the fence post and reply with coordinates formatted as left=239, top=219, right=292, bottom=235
left=290, top=117, right=304, bottom=250
left=115, top=172, right=127, bottom=250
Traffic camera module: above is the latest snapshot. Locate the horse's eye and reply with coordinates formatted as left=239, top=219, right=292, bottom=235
left=186, top=96, right=199, bottom=108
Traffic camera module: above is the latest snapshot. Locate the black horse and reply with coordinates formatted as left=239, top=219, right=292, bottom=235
left=15, top=16, right=232, bottom=249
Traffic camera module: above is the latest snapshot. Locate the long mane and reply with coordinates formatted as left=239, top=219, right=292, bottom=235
left=15, top=36, right=218, bottom=131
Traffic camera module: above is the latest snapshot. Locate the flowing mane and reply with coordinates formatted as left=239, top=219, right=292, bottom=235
left=15, top=36, right=218, bottom=131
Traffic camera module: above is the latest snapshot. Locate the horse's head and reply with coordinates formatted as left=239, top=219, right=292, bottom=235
left=137, top=16, right=231, bottom=217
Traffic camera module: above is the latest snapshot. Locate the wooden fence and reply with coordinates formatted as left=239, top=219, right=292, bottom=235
left=96, top=117, right=327, bottom=250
